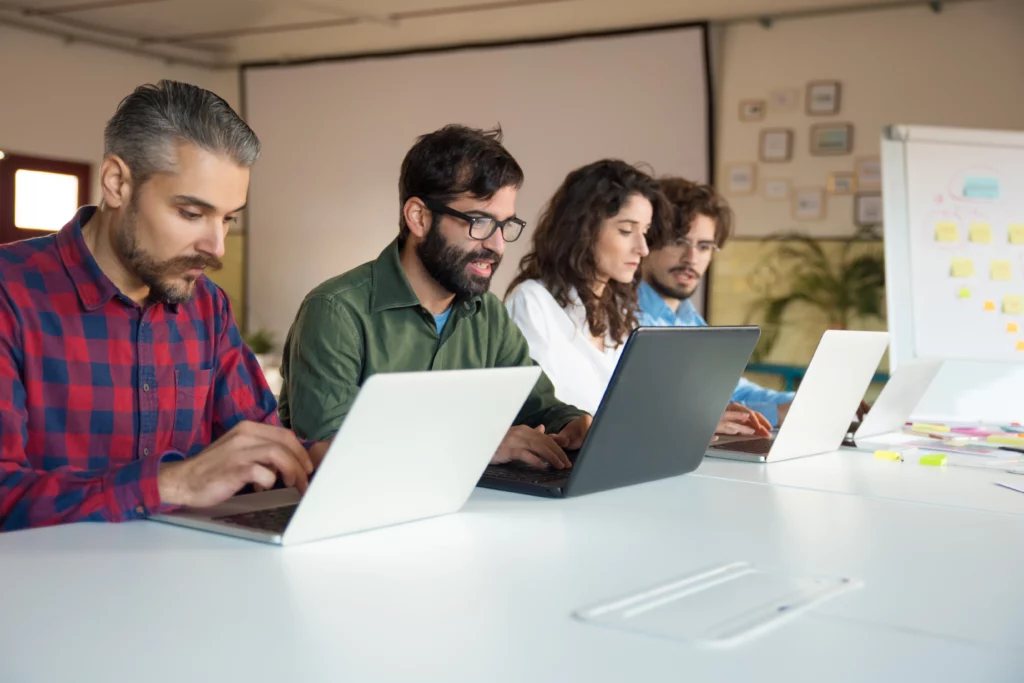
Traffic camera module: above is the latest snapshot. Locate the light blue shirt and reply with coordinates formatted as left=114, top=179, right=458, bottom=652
left=433, top=307, right=453, bottom=335
left=637, top=281, right=795, bottom=426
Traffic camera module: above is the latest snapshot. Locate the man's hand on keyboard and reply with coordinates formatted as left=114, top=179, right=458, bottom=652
left=491, top=424, right=572, bottom=470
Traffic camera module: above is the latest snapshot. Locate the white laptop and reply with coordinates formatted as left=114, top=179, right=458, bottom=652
left=707, top=330, right=889, bottom=463
left=844, top=359, right=944, bottom=448
left=151, top=366, right=541, bottom=545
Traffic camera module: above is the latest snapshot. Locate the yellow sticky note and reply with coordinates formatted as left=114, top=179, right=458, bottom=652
left=969, top=222, right=993, bottom=243
left=935, top=222, right=959, bottom=242
left=1018, top=341, right=1024, bottom=352
left=1008, top=322, right=1019, bottom=334
left=992, top=260, right=1013, bottom=281
left=958, top=287, right=971, bottom=299
left=1009, top=225, right=1024, bottom=244
left=1004, top=295, right=1024, bottom=315
left=912, top=423, right=950, bottom=433
left=874, top=450, right=902, bottom=461
left=950, top=258, right=974, bottom=278
left=984, top=300, right=997, bottom=312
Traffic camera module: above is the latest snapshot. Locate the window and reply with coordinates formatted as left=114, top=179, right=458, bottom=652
left=0, top=152, right=91, bottom=245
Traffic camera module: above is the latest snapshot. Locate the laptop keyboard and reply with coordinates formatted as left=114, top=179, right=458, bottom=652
left=712, top=438, right=774, bottom=455
left=483, top=465, right=570, bottom=485
left=215, top=504, right=298, bottom=533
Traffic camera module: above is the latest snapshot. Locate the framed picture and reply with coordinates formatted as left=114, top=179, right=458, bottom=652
left=793, top=187, right=825, bottom=221
left=739, top=99, right=766, bottom=122
left=759, top=128, right=794, bottom=163
left=769, top=88, right=799, bottom=111
left=806, top=80, right=841, bottom=116
left=726, top=163, right=756, bottom=195
left=810, top=123, right=854, bottom=156
left=763, top=178, right=791, bottom=201
left=827, top=171, right=856, bottom=195
left=855, top=156, right=882, bottom=190
left=855, top=192, right=883, bottom=226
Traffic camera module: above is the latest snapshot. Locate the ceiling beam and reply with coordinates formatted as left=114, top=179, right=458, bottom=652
left=20, top=0, right=168, bottom=16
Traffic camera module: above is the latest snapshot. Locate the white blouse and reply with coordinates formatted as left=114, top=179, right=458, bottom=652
left=505, top=279, right=625, bottom=415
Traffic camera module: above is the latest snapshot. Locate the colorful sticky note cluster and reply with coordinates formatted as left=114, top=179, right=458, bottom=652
left=992, top=260, right=1013, bottom=281
left=935, top=222, right=959, bottom=242
left=969, top=222, right=993, bottom=243
left=950, top=258, right=974, bottom=278
left=1010, top=225, right=1024, bottom=245
left=1005, top=295, right=1024, bottom=315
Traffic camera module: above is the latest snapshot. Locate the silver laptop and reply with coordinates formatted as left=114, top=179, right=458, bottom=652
left=152, top=366, right=541, bottom=545
left=707, top=330, right=889, bottom=463
left=845, top=358, right=944, bottom=448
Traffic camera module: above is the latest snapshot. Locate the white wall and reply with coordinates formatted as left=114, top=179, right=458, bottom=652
left=0, top=26, right=238, bottom=204
left=715, top=0, right=1024, bottom=238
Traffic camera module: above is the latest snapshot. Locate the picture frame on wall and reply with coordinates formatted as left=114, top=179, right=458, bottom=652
left=827, top=171, right=856, bottom=195
left=855, top=156, right=882, bottom=190
left=759, top=128, right=794, bottom=163
left=763, top=178, right=791, bottom=201
left=793, top=187, right=826, bottom=221
left=806, top=80, right=841, bottom=116
left=726, top=163, right=757, bottom=195
left=739, top=99, right=766, bottom=121
left=854, top=192, right=883, bottom=226
left=769, top=88, right=800, bottom=111
left=810, top=123, right=854, bottom=156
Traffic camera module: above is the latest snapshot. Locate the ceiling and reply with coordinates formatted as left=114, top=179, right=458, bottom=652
left=0, top=0, right=951, bottom=68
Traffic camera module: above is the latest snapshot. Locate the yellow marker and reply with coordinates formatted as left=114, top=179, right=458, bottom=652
left=984, top=300, right=997, bottom=312
left=875, top=450, right=902, bottom=461
left=1009, top=322, right=1020, bottom=334
left=958, top=288, right=971, bottom=299
left=911, top=423, right=950, bottom=433
left=935, top=222, right=959, bottom=242
left=919, top=453, right=947, bottom=467
left=1004, top=295, right=1024, bottom=315
left=1009, top=225, right=1024, bottom=245
left=950, top=258, right=974, bottom=278
left=969, top=222, right=993, bottom=243
left=991, top=260, right=1013, bottom=281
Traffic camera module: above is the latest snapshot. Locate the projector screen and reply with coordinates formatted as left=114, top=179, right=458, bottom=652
left=243, top=24, right=711, bottom=340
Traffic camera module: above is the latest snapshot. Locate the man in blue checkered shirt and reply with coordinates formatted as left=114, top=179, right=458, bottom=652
left=638, top=177, right=795, bottom=427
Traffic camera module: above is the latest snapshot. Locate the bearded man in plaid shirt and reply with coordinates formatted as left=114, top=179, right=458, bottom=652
left=0, top=80, right=328, bottom=531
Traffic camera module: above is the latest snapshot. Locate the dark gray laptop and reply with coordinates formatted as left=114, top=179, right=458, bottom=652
left=478, top=326, right=760, bottom=498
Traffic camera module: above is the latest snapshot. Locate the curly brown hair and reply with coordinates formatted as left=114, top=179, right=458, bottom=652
left=507, top=159, right=670, bottom=347
left=657, top=177, right=733, bottom=248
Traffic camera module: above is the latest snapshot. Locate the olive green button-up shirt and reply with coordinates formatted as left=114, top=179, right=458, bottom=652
left=278, top=239, right=587, bottom=441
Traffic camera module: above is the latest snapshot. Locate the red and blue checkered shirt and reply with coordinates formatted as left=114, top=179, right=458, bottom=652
left=0, top=206, right=280, bottom=530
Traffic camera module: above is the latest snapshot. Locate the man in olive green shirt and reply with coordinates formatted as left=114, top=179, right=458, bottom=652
left=279, top=124, right=592, bottom=470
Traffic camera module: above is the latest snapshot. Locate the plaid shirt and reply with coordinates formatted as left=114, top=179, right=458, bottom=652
left=0, top=207, right=280, bottom=531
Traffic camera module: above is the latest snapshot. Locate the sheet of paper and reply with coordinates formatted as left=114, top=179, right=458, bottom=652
left=991, top=260, right=1013, bottom=281
left=935, top=222, right=959, bottom=242
left=1004, top=294, right=1024, bottom=315
left=950, top=258, right=974, bottom=278
left=969, top=222, right=993, bottom=243
left=1009, top=224, right=1024, bottom=245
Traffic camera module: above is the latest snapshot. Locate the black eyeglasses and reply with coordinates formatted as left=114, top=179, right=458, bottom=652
left=422, top=198, right=526, bottom=242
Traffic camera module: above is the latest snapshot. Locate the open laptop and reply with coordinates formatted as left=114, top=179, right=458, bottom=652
left=707, top=330, right=889, bottom=463
left=152, top=366, right=541, bottom=546
left=843, top=358, right=944, bottom=449
left=477, top=326, right=761, bottom=498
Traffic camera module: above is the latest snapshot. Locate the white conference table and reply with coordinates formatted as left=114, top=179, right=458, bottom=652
left=1, top=475, right=1022, bottom=683
left=695, top=446, right=1024, bottom=517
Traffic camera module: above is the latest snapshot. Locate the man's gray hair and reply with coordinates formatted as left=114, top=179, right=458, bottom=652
left=104, top=79, right=260, bottom=185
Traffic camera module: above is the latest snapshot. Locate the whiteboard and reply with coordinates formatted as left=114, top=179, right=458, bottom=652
left=882, top=125, right=1024, bottom=421
left=243, top=25, right=709, bottom=341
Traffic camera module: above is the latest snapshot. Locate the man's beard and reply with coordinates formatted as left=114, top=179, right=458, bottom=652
left=114, top=201, right=223, bottom=305
left=416, top=226, right=501, bottom=299
left=647, top=266, right=700, bottom=302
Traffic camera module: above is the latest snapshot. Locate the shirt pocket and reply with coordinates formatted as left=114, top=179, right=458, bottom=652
left=171, top=367, right=214, bottom=454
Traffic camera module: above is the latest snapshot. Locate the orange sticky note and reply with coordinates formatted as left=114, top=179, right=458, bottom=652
left=984, top=300, right=997, bottom=312
left=935, top=222, right=959, bottom=242
left=969, top=222, right=993, bottom=243
left=950, top=258, right=975, bottom=278
left=1010, top=225, right=1024, bottom=245
left=1005, top=295, right=1024, bottom=315
left=1009, top=322, right=1020, bottom=334
left=992, top=260, right=1013, bottom=281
